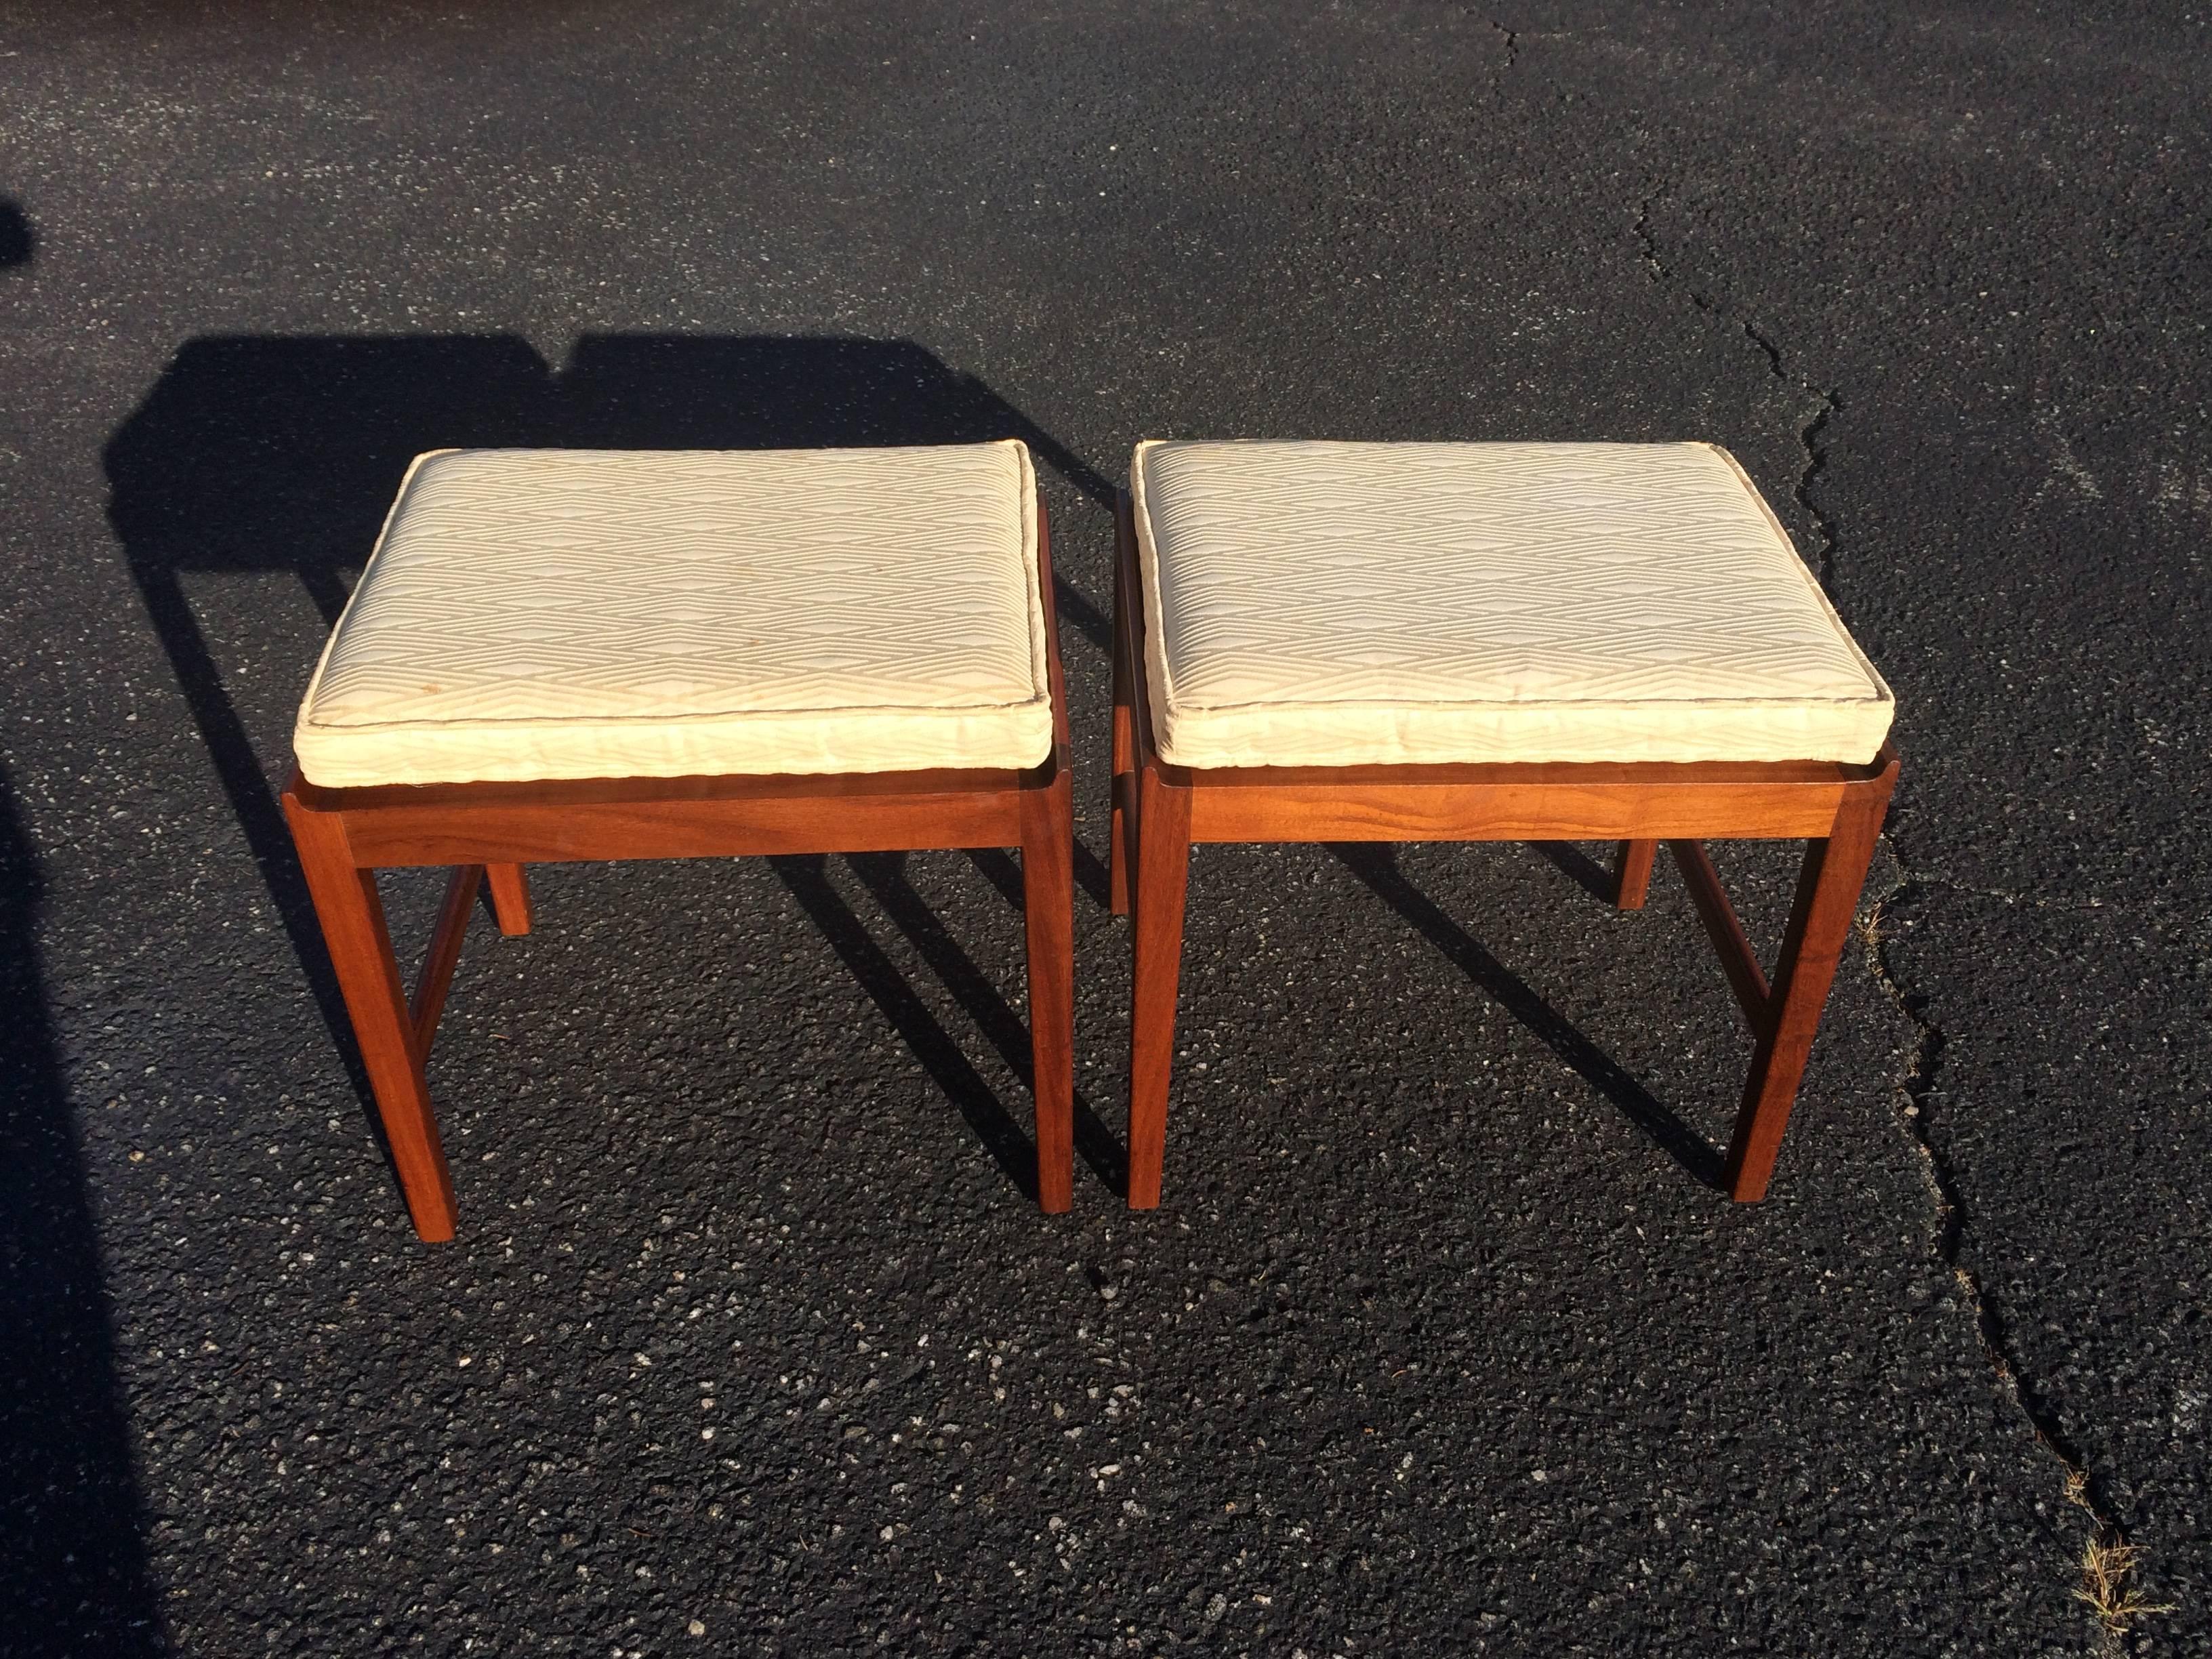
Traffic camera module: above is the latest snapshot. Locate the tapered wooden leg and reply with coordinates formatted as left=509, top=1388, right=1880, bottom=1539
left=283, top=791, right=458, bottom=1242
left=1724, top=792, right=1890, bottom=1201
left=485, top=862, right=532, bottom=935
left=1127, top=766, right=1192, bottom=1209
left=1109, top=522, right=1134, bottom=917
left=1021, top=771, right=1076, bottom=1214
left=1614, top=839, right=1658, bottom=910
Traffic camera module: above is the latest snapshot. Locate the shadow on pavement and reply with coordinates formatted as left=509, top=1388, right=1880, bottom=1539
left=102, top=334, right=1124, bottom=1212
left=0, top=198, right=33, bottom=266
left=0, top=770, right=169, bottom=1657
left=1331, top=843, right=1726, bottom=1188
left=1524, top=838, right=1618, bottom=905
left=3, top=194, right=167, bottom=1656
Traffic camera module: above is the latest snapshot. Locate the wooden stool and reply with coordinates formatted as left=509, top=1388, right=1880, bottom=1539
left=1109, top=441, right=1898, bottom=1208
left=284, top=441, right=1073, bottom=1240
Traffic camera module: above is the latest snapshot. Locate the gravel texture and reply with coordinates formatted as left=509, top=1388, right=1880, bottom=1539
left=0, top=3, right=2205, bottom=1654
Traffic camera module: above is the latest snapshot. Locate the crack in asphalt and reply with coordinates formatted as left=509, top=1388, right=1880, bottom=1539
left=1860, top=873, right=2152, bottom=1657
left=1631, top=187, right=1843, bottom=594
left=1885, top=877, right=2132, bottom=917
left=1635, top=186, right=2152, bottom=1652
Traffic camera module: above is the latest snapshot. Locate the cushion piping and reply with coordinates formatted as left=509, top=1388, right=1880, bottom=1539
left=1128, top=437, right=1896, bottom=767
left=293, top=441, right=1052, bottom=785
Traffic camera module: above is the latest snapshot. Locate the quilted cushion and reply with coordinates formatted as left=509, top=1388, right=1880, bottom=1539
left=1130, top=440, right=1894, bottom=769
left=294, top=442, right=1053, bottom=786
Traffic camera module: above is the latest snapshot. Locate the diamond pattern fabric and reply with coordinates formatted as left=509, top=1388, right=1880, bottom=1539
left=294, top=442, right=1052, bottom=786
left=1130, top=440, right=1895, bottom=768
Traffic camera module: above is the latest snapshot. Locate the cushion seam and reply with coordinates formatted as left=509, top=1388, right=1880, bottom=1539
left=1162, top=690, right=1894, bottom=716
left=301, top=691, right=1052, bottom=735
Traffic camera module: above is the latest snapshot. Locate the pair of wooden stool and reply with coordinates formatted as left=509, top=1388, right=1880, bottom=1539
left=285, top=439, right=1895, bottom=1240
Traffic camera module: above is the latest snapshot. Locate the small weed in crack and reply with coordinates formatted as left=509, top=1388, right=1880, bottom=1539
left=2066, top=1471, right=2177, bottom=1651
left=2075, top=1535, right=2177, bottom=1645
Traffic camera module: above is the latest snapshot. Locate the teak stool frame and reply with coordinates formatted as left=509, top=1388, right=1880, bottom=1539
left=284, top=497, right=1075, bottom=1243
left=1107, top=491, right=1898, bottom=1209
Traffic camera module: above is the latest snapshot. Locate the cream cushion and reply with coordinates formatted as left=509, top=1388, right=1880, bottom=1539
left=293, top=442, right=1053, bottom=786
left=1130, top=440, right=1894, bottom=769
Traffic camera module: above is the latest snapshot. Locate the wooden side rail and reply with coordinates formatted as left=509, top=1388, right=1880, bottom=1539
left=1666, top=840, right=1774, bottom=1035
left=408, top=864, right=484, bottom=1054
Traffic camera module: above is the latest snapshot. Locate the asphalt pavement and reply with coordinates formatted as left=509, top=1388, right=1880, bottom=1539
left=1, top=3, right=2206, bottom=1654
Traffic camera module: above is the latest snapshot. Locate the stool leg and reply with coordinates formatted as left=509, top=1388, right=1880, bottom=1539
left=1109, top=554, right=1134, bottom=918
left=485, top=862, right=532, bottom=935
left=1021, top=771, right=1076, bottom=1214
left=1613, top=839, right=1658, bottom=910
left=1127, top=766, right=1191, bottom=1209
left=283, top=791, right=459, bottom=1242
left=1723, top=795, right=1888, bottom=1202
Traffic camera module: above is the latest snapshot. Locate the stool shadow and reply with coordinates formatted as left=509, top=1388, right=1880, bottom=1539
left=961, top=844, right=1125, bottom=1184
left=1329, top=845, right=1725, bottom=1188
left=775, top=851, right=1126, bottom=1197
left=1524, top=840, right=1617, bottom=905
left=103, top=334, right=1118, bottom=1203
left=968, top=838, right=1115, bottom=922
